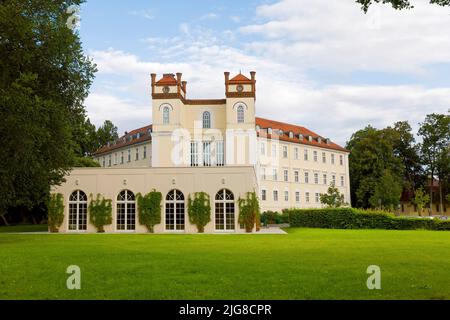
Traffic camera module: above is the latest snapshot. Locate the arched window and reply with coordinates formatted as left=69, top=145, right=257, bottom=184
left=163, top=106, right=170, bottom=125
left=68, top=190, right=88, bottom=231
left=202, top=111, right=211, bottom=129
left=237, top=105, right=244, bottom=123
left=165, top=189, right=185, bottom=231
left=116, top=190, right=136, bottom=231
left=215, top=189, right=235, bottom=231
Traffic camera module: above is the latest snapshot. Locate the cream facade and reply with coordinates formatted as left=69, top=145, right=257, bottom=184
left=53, top=71, right=350, bottom=233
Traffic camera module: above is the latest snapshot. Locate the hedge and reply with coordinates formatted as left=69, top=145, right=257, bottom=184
left=287, top=208, right=450, bottom=231
left=261, top=211, right=289, bottom=225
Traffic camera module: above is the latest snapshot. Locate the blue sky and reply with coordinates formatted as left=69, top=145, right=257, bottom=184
left=77, top=0, right=450, bottom=145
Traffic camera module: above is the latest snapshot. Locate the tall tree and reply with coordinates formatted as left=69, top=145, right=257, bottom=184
left=95, top=120, right=119, bottom=152
left=346, top=125, right=404, bottom=208
left=418, top=113, right=450, bottom=214
left=0, top=0, right=96, bottom=222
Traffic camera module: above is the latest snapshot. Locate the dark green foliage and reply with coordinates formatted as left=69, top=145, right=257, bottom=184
left=261, top=210, right=289, bottom=226
left=73, top=156, right=101, bottom=167
left=46, top=193, right=64, bottom=232
left=188, top=192, right=211, bottom=233
left=238, top=192, right=261, bottom=232
left=320, top=185, right=346, bottom=208
left=88, top=194, right=112, bottom=233
left=356, top=0, right=450, bottom=12
left=137, top=190, right=162, bottom=233
left=0, top=0, right=96, bottom=216
left=287, top=208, right=450, bottom=231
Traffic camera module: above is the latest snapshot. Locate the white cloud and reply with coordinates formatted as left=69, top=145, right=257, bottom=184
left=200, top=13, right=219, bottom=20
left=240, top=0, right=450, bottom=74
left=129, top=9, right=154, bottom=20
left=84, top=1, right=450, bottom=146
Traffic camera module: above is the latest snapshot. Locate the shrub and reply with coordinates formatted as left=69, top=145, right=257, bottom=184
left=261, top=211, right=289, bottom=225
left=287, top=207, right=450, bottom=231
left=238, top=192, right=260, bottom=233
left=188, top=192, right=211, bottom=233
left=89, top=194, right=112, bottom=233
left=46, top=193, right=64, bottom=233
left=137, top=189, right=162, bottom=233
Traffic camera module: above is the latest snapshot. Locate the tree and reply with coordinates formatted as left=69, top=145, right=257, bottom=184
left=96, top=120, right=119, bottom=152
left=238, top=192, right=261, bottom=233
left=0, top=0, right=96, bottom=221
left=320, top=185, right=346, bottom=208
left=418, top=113, right=450, bottom=214
left=369, top=170, right=403, bottom=211
left=188, top=192, right=211, bottom=233
left=412, top=187, right=430, bottom=216
left=357, top=0, right=450, bottom=12
left=346, top=125, right=404, bottom=208
left=137, top=190, right=162, bottom=233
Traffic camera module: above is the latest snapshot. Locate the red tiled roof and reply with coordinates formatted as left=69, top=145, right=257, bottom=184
left=93, top=118, right=348, bottom=155
left=229, top=73, right=252, bottom=84
left=155, top=74, right=177, bottom=85
left=256, top=117, right=348, bottom=152
left=94, top=125, right=153, bottom=156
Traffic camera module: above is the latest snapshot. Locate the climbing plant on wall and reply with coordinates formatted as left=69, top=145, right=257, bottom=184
left=238, top=191, right=261, bottom=233
left=88, top=194, right=112, bottom=233
left=137, top=189, right=162, bottom=233
left=47, top=193, right=65, bottom=233
left=188, top=192, right=211, bottom=233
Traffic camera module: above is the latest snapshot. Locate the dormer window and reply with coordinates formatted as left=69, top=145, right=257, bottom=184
left=317, top=137, right=322, bottom=143
left=237, top=105, right=244, bottom=123
left=299, top=134, right=304, bottom=140
left=268, top=128, right=273, bottom=135
left=308, top=136, right=313, bottom=142
left=203, top=111, right=211, bottom=128
left=289, top=131, right=294, bottom=138
left=255, top=125, right=261, bottom=132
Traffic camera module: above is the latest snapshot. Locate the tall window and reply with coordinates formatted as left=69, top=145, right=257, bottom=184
left=116, top=190, right=136, bottom=231
left=314, top=173, right=319, bottom=184
left=143, top=146, right=147, bottom=159
left=272, top=144, right=277, bottom=158
left=284, top=169, right=288, bottom=182
left=163, top=106, right=170, bottom=124
left=340, top=155, right=344, bottom=166
left=261, top=167, right=266, bottom=180
left=108, top=155, right=111, bottom=167
left=273, top=190, right=279, bottom=201
left=305, top=172, right=309, bottom=184
left=341, top=176, right=345, bottom=187
left=127, top=149, right=131, bottom=162
left=68, top=190, right=87, bottom=231
left=102, top=157, right=105, bottom=167
left=323, top=174, right=327, bottom=185
left=202, top=111, right=211, bottom=128
left=332, top=175, right=336, bottom=186
left=315, top=193, right=320, bottom=203
left=331, top=154, right=335, bottom=165
left=304, top=149, right=308, bottom=161
left=313, top=151, right=318, bottom=162
left=322, top=152, right=326, bottom=163
left=135, top=148, right=139, bottom=161
left=261, top=190, right=267, bottom=201
left=294, top=148, right=299, bottom=160
left=305, top=192, right=310, bottom=203
left=273, top=168, right=278, bottom=181
left=165, top=189, right=185, bottom=231
left=282, top=146, right=288, bottom=158
left=190, top=141, right=199, bottom=167
left=237, top=105, right=244, bottom=123
left=260, top=142, right=266, bottom=156
left=215, top=189, right=235, bottom=231
left=295, top=191, right=300, bottom=203
left=284, top=191, right=289, bottom=202
left=216, top=141, right=224, bottom=166
left=294, top=170, right=299, bottom=183
left=203, top=141, right=211, bottom=166
left=121, top=152, right=124, bottom=164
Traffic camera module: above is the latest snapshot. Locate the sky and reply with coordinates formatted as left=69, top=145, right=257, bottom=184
left=78, top=0, right=450, bottom=146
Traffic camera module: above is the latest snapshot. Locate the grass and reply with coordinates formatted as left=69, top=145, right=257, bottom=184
left=0, top=228, right=449, bottom=300
left=0, top=224, right=48, bottom=233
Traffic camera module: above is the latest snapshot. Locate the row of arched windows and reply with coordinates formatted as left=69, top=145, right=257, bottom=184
left=67, top=189, right=236, bottom=232
left=162, top=106, right=245, bottom=127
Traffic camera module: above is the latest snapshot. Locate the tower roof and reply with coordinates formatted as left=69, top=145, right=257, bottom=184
left=228, top=73, right=252, bottom=84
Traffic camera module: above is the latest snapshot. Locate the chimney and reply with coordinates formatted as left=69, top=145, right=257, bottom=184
left=181, top=81, right=187, bottom=93
left=176, top=73, right=182, bottom=95
left=250, top=71, right=256, bottom=94
left=224, top=71, right=230, bottom=94
left=150, top=73, right=156, bottom=95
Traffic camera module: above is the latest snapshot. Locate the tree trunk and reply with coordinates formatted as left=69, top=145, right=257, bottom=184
left=439, top=180, right=443, bottom=215
left=429, top=168, right=434, bottom=215
left=0, top=213, right=9, bottom=226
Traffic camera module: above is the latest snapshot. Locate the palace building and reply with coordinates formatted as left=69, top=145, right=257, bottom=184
left=52, top=72, right=350, bottom=233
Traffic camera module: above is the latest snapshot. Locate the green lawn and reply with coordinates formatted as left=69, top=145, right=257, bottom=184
left=0, top=228, right=449, bottom=300
left=0, top=224, right=48, bottom=233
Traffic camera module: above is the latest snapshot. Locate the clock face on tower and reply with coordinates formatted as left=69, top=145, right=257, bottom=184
left=236, top=84, right=244, bottom=92
left=163, top=86, right=170, bottom=94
